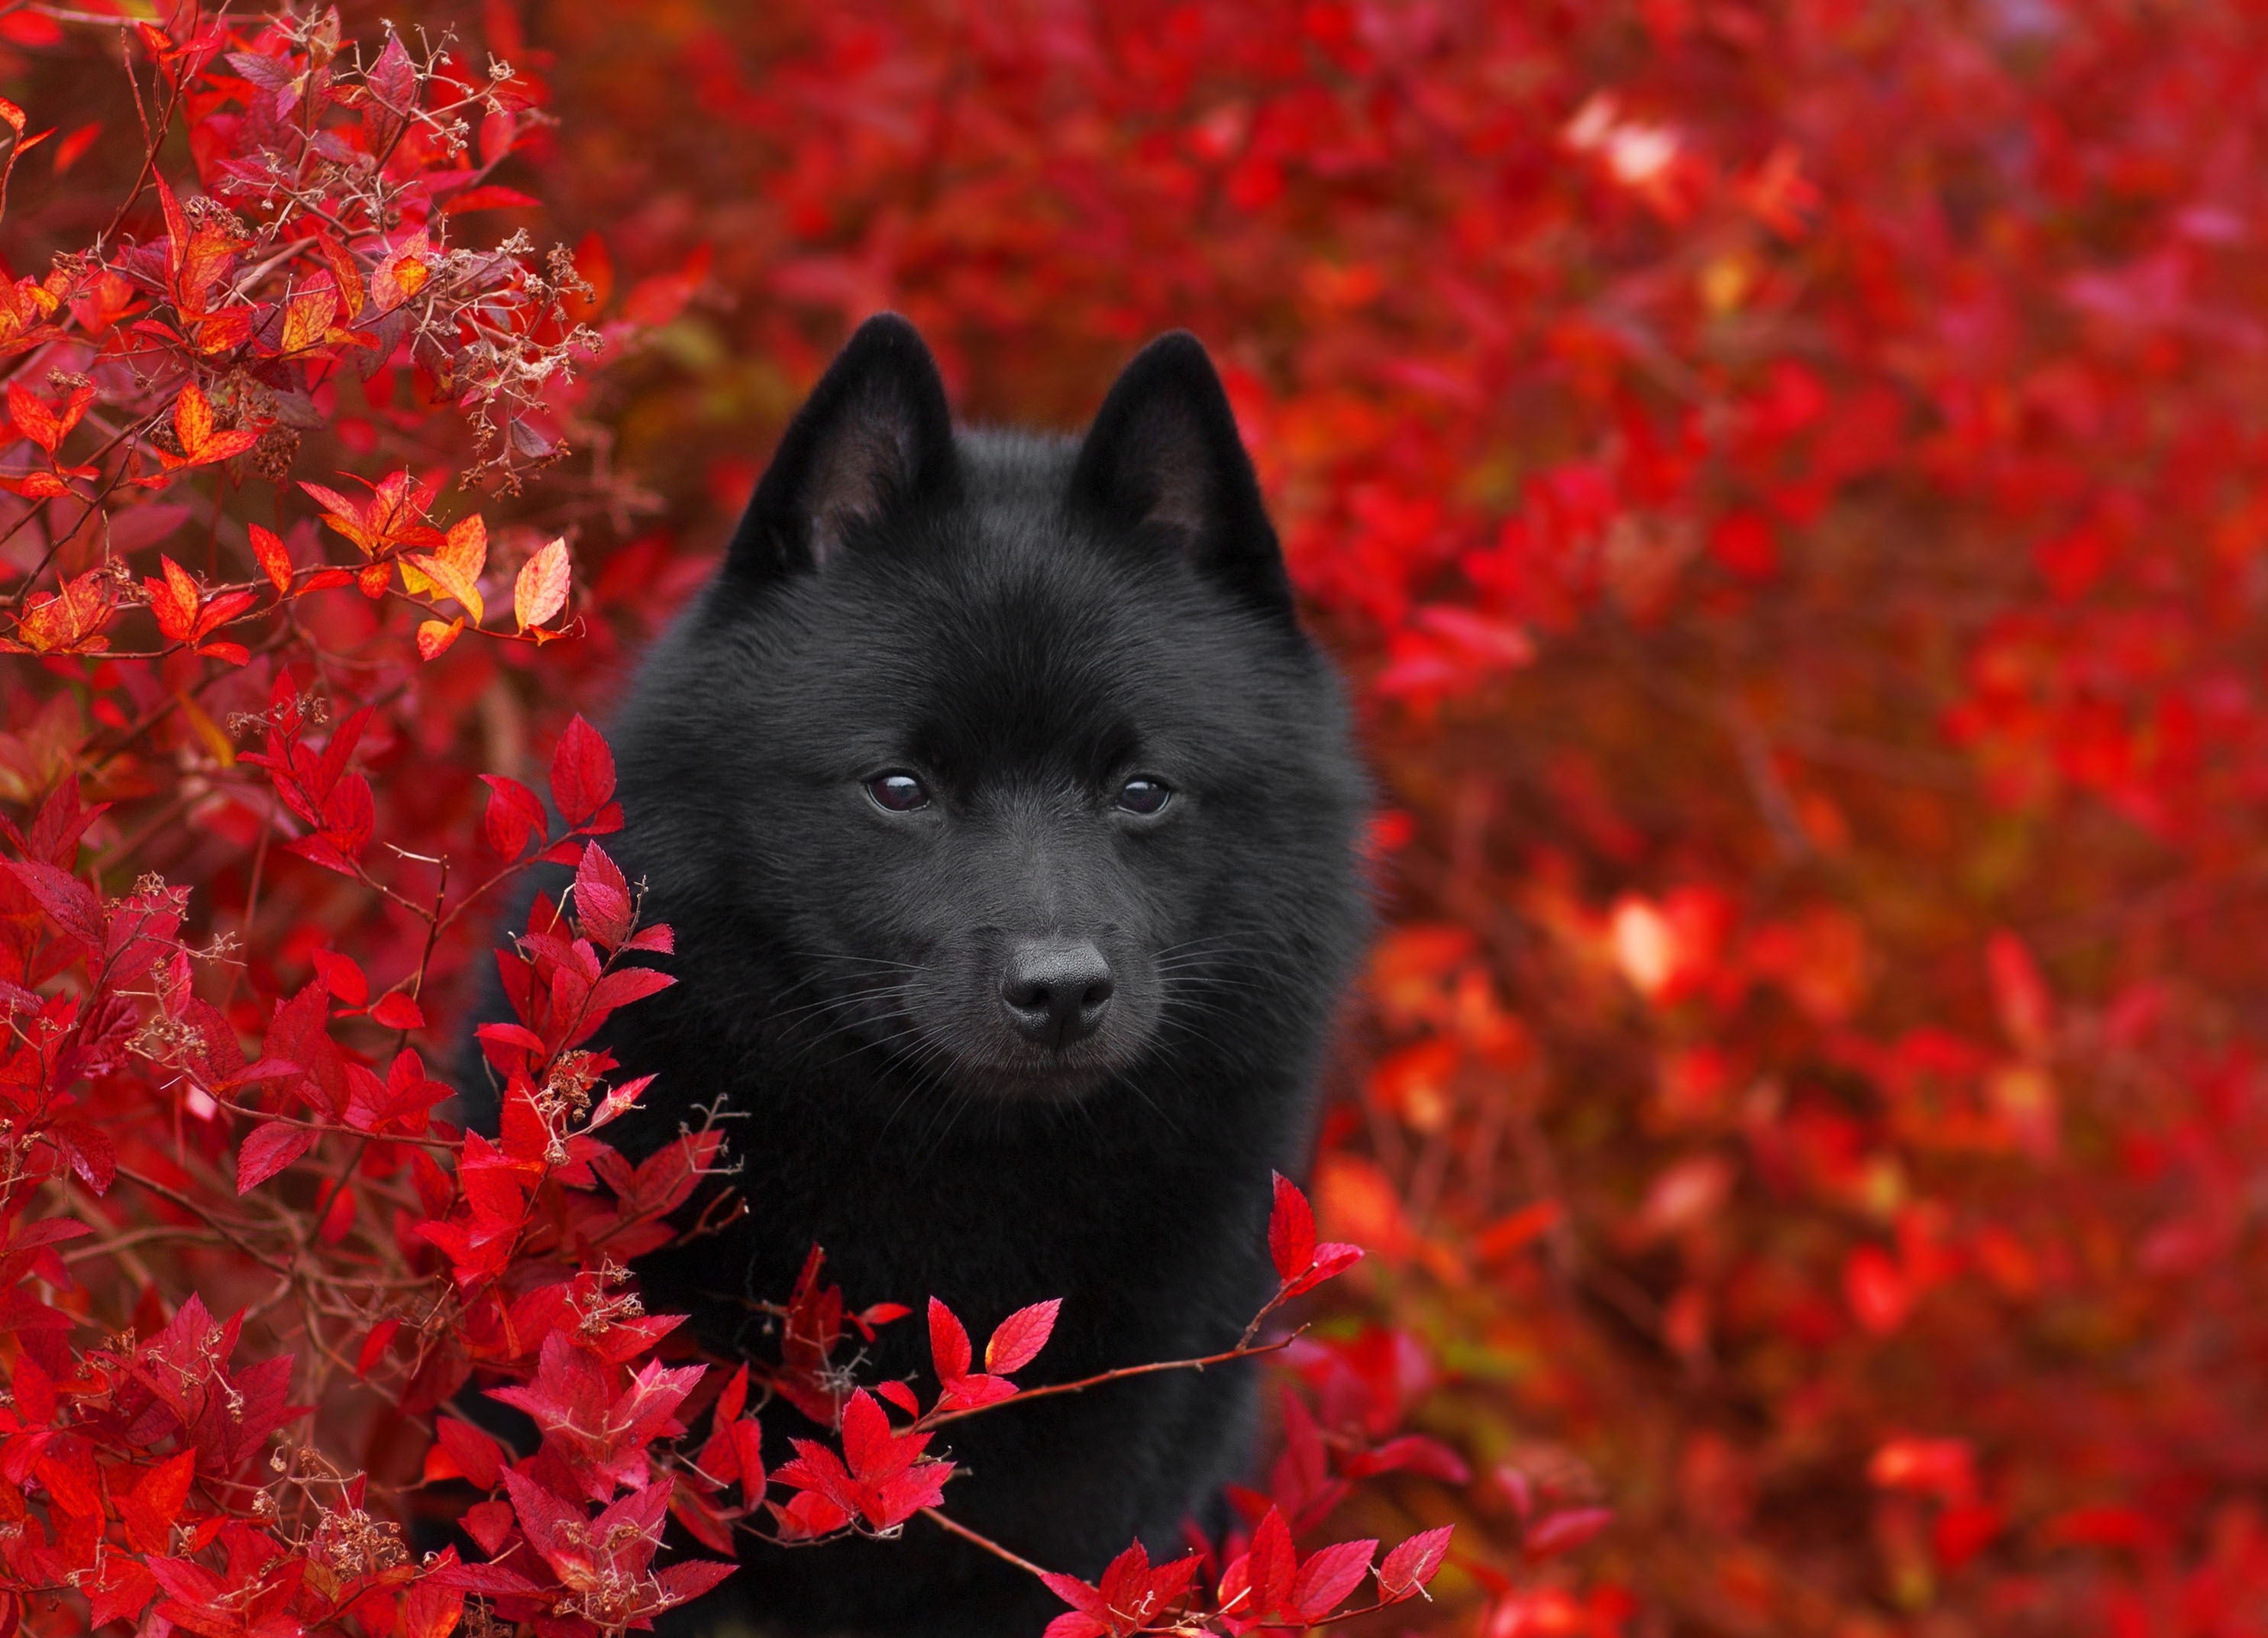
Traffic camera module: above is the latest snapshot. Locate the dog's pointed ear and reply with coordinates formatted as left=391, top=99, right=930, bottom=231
left=727, top=313, right=959, bottom=582
left=1069, top=332, right=1294, bottom=619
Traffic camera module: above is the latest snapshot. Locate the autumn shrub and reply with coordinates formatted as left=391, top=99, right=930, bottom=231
left=0, top=8, right=1459, bottom=1638
left=7, top=2, right=2268, bottom=1637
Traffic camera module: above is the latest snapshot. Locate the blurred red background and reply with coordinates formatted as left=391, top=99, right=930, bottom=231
left=5, top=2, right=2266, bottom=1634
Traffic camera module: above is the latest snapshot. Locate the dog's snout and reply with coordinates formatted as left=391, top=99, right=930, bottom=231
left=1001, top=939, right=1114, bottom=1048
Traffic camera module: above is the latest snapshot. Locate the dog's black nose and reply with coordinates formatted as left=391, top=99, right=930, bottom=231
left=1001, top=939, right=1114, bottom=1048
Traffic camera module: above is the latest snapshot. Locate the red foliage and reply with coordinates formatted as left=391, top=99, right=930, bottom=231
left=2, top=2, right=2264, bottom=1636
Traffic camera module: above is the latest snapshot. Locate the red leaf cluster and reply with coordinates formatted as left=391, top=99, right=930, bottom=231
left=7, top=2, right=2263, bottom=1635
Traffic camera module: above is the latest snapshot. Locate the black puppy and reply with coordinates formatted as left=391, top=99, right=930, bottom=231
left=542, top=316, right=1365, bottom=1635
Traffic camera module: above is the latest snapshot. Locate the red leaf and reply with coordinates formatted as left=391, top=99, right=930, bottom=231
left=1279, top=1240, right=1364, bottom=1298
left=1378, top=1524, right=1455, bottom=1601
left=731, top=1418, right=766, bottom=1505
left=119, top=1449, right=195, bottom=1555
left=984, top=1297, right=1061, bottom=1375
left=928, top=1297, right=972, bottom=1382
left=481, top=773, right=547, bottom=858
left=370, top=990, right=426, bottom=1030
left=1291, top=1537, right=1378, bottom=1620
left=574, top=838, right=635, bottom=947
left=1268, top=1171, right=1317, bottom=1283
left=311, top=948, right=370, bottom=1006
left=1526, top=1506, right=1614, bottom=1559
left=356, top=1317, right=401, bottom=1375
left=235, top=1118, right=317, bottom=1193
left=433, top=1416, right=508, bottom=1490
left=551, top=714, right=617, bottom=829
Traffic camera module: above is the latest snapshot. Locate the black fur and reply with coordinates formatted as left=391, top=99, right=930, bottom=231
left=486, top=317, right=1366, bottom=1636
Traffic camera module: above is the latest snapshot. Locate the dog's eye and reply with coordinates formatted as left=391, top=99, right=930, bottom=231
left=867, top=773, right=931, bottom=812
left=1116, top=777, right=1171, bottom=816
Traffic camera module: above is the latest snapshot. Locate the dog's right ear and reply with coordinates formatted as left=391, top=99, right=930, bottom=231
left=725, top=313, right=959, bottom=583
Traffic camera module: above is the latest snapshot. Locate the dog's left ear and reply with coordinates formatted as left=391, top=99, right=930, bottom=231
left=1069, top=332, right=1294, bottom=619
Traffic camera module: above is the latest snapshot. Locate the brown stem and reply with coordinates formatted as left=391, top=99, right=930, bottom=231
left=916, top=1508, right=1056, bottom=1581
left=920, top=1334, right=1297, bottom=1430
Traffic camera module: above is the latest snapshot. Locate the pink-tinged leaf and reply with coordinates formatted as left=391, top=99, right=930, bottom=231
left=656, top=1559, right=738, bottom=1607
left=1245, top=1506, right=1297, bottom=1614
left=515, top=535, right=570, bottom=631
left=370, top=991, right=425, bottom=1030
left=236, top=1118, right=318, bottom=1192
left=1268, top=1171, right=1317, bottom=1282
left=1292, top=1537, right=1378, bottom=1620
left=551, top=714, right=616, bottom=829
left=1281, top=1241, right=1365, bottom=1298
left=1378, top=1524, right=1455, bottom=1601
left=574, top=839, right=635, bottom=946
left=1044, top=1613, right=1109, bottom=1638
left=583, top=964, right=675, bottom=1022
left=838, top=1389, right=904, bottom=1477
left=929, top=1297, right=972, bottom=1382
left=587, top=1073, right=657, bottom=1132
left=937, top=1372, right=1017, bottom=1413
left=875, top=1379, right=920, bottom=1416
left=1526, top=1506, right=1613, bottom=1559
left=1041, top=1570, right=1107, bottom=1621
left=984, top=1297, right=1062, bottom=1375
left=864, top=1458, right=952, bottom=1528
left=1343, top=1433, right=1470, bottom=1484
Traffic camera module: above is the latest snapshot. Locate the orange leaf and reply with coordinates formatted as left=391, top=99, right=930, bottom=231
left=417, top=617, right=464, bottom=660
left=279, top=277, right=340, bottom=354
left=514, top=536, right=570, bottom=631
left=173, top=379, right=212, bottom=451
left=250, top=525, right=294, bottom=596
left=2, top=569, right=115, bottom=654
left=315, top=230, right=366, bottom=319
left=370, top=233, right=432, bottom=312
left=160, top=380, right=261, bottom=470
left=144, top=555, right=202, bottom=645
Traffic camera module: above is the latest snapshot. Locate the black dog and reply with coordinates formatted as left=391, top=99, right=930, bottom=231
left=530, top=316, right=1365, bottom=1635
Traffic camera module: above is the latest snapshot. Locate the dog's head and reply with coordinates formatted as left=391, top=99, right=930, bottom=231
left=626, top=316, right=1364, bottom=1103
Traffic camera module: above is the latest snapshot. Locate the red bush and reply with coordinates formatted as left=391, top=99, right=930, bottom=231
left=0, top=11, right=1446, bottom=1637
left=5, top=2, right=2267, bottom=1636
